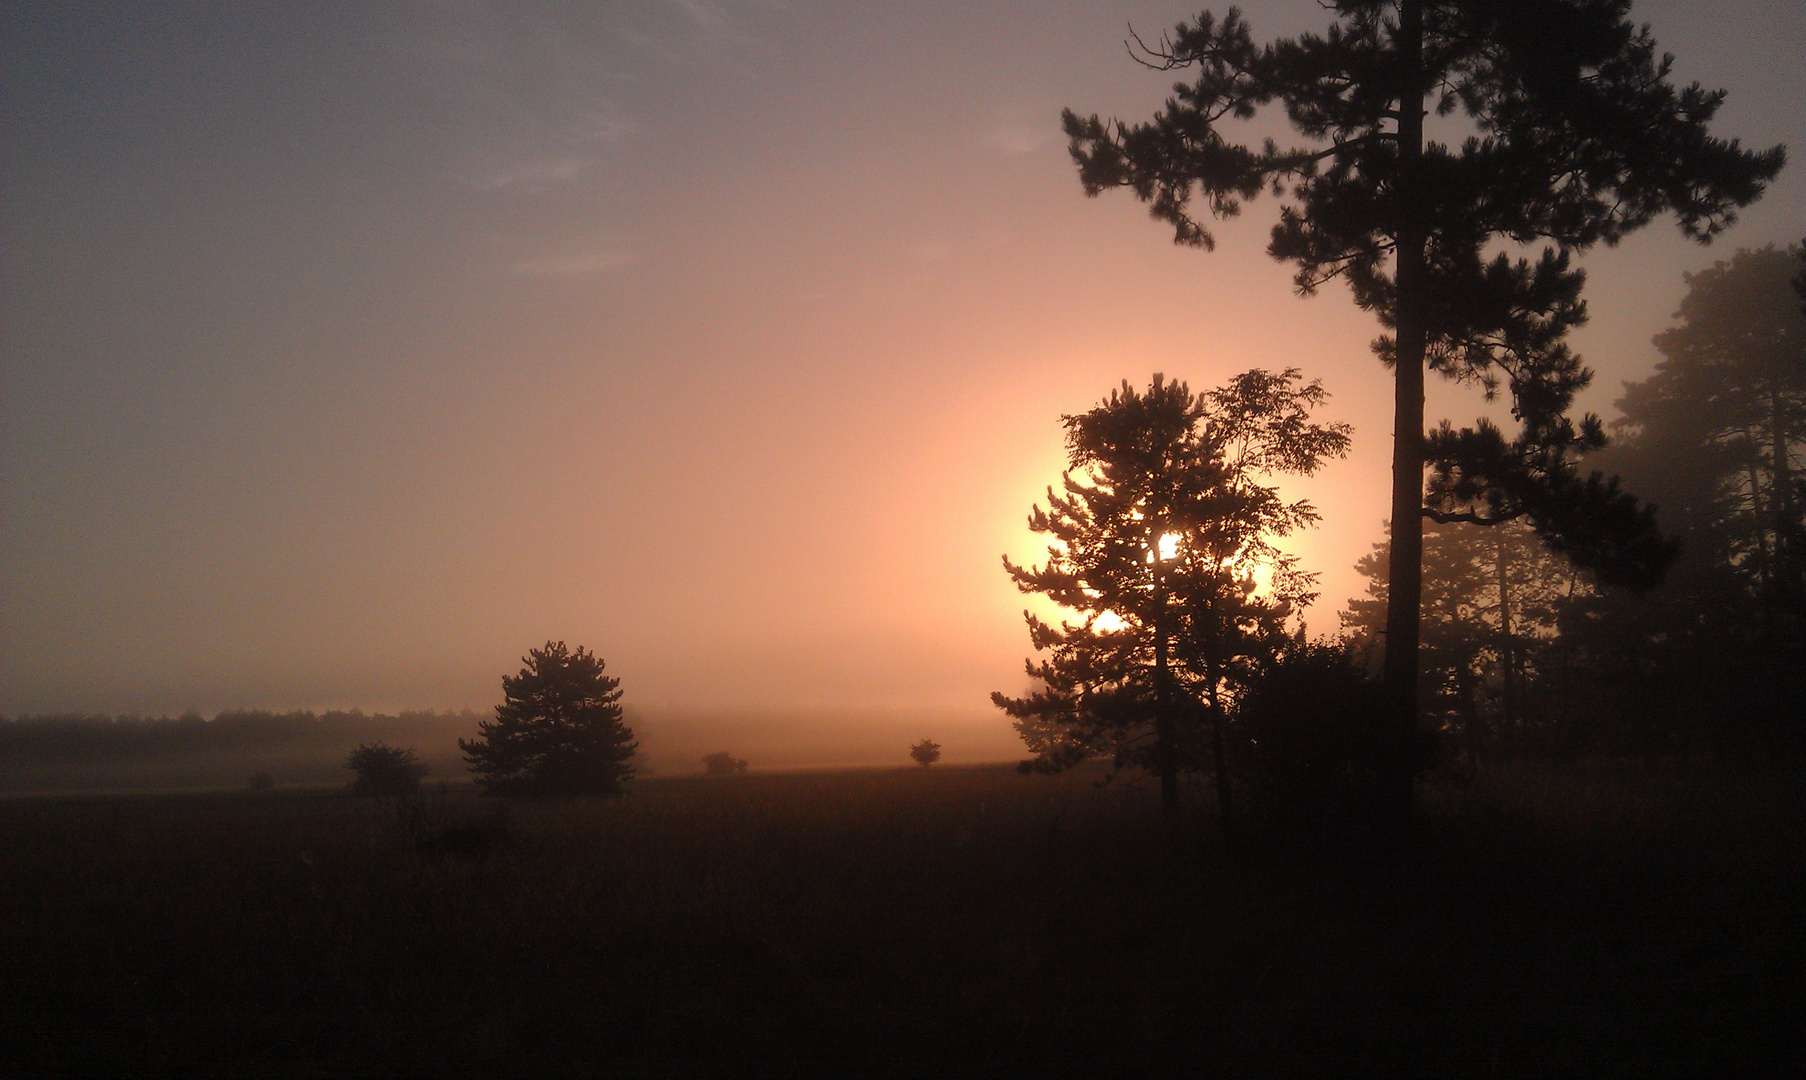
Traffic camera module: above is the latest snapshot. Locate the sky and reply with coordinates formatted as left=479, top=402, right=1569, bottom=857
left=4, top=1, right=1803, bottom=745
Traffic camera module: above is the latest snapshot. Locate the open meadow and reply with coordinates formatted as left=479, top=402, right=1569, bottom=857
left=4, top=760, right=1803, bottom=1077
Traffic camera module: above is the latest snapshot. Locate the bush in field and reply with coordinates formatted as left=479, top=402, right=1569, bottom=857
left=345, top=743, right=427, bottom=797
left=247, top=770, right=274, bottom=792
left=462, top=641, right=637, bottom=796
left=702, top=752, right=749, bottom=775
left=910, top=739, right=942, bottom=768
left=1236, top=641, right=1399, bottom=829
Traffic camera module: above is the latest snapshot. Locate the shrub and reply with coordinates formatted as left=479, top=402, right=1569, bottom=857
left=910, top=739, right=942, bottom=768
left=345, top=743, right=427, bottom=798
left=702, top=752, right=749, bottom=775
left=1236, top=642, right=1398, bottom=829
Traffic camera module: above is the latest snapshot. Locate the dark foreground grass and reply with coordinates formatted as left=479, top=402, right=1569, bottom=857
left=2, top=761, right=1801, bottom=1077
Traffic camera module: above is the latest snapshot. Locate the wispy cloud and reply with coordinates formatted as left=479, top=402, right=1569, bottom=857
left=986, top=124, right=1051, bottom=156
left=509, top=250, right=634, bottom=277
left=393, top=9, right=640, bottom=194
left=984, top=103, right=1056, bottom=157
left=666, top=0, right=732, bottom=37
left=470, top=155, right=585, bottom=192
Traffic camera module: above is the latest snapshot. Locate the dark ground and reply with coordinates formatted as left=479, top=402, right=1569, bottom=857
left=2, top=760, right=1802, bottom=1077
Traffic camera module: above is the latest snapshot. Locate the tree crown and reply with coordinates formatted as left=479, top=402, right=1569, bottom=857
left=1064, top=1, right=1782, bottom=587
left=461, top=641, right=636, bottom=796
left=995, top=370, right=1349, bottom=774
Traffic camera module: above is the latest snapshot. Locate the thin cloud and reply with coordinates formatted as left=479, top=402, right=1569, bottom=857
left=508, top=250, right=634, bottom=277
left=394, top=9, right=640, bottom=193
left=986, top=125, right=1051, bottom=156
left=667, top=0, right=732, bottom=37
left=470, top=156, right=585, bottom=192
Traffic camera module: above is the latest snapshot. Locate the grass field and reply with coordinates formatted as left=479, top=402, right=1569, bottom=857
left=3, top=760, right=1802, bottom=1076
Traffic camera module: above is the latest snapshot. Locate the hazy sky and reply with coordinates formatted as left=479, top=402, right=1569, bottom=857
left=4, top=0, right=1802, bottom=722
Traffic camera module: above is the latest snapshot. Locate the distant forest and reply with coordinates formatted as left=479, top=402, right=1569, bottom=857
left=0, top=710, right=482, bottom=794
left=0, top=709, right=479, bottom=762
left=1345, top=244, right=1806, bottom=762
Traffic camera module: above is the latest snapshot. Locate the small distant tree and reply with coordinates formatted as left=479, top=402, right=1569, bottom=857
left=910, top=739, right=942, bottom=768
left=345, top=743, right=427, bottom=797
left=247, top=770, right=275, bottom=792
left=461, top=641, right=637, bottom=796
left=702, top=751, right=749, bottom=775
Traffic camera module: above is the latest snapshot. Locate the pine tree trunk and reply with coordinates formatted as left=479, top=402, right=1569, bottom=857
left=1381, top=0, right=1428, bottom=832
left=1770, top=389, right=1799, bottom=612
left=1497, top=529, right=1517, bottom=733
left=1154, top=628, right=1180, bottom=834
left=1206, top=666, right=1234, bottom=843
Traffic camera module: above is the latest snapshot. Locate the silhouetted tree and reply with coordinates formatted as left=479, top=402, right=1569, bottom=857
left=346, top=742, right=427, bottom=798
left=1064, top=0, right=1782, bottom=820
left=703, top=751, right=749, bottom=775
left=910, top=739, right=942, bottom=768
left=1561, top=244, right=1806, bottom=755
left=461, top=642, right=637, bottom=796
left=993, top=370, right=1349, bottom=832
left=1611, top=245, right=1806, bottom=630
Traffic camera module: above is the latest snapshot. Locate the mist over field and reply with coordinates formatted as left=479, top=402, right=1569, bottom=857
left=0, top=705, right=1017, bottom=796
left=4, top=1, right=1802, bottom=737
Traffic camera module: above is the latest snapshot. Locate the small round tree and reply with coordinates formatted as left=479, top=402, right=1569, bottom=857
left=910, top=739, right=942, bottom=768
left=462, top=641, right=637, bottom=796
left=345, top=743, right=427, bottom=797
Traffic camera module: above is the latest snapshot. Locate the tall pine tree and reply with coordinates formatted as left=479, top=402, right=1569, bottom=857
left=1063, top=1, right=1783, bottom=820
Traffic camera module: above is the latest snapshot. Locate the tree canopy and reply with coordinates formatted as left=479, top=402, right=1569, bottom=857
left=1610, top=244, right=1806, bottom=619
left=461, top=642, right=637, bottom=797
left=1343, top=517, right=1591, bottom=748
left=993, top=369, right=1349, bottom=830
left=1062, top=0, right=1783, bottom=817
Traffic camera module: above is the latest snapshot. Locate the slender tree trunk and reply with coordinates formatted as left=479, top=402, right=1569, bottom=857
left=1206, top=664, right=1235, bottom=843
left=1153, top=604, right=1180, bottom=834
left=1770, top=389, right=1799, bottom=611
left=1745, top=437, right=1771, bottom=629
left=1497, top=528, right=1516, bottom=733
left=1381, top=0, right=1428, bottom=831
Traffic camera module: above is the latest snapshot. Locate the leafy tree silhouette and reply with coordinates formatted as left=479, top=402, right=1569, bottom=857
left=993, top=370, right=1348, bottom=833
left=461, top=642, right=636, bottom=796
left=910, top=739, right=942, bottom=768
left=1062, top=0, right=1782, bottom=823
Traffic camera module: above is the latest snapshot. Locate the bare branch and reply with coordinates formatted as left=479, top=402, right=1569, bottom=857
left=1421, top=506, right=1524, bottom=526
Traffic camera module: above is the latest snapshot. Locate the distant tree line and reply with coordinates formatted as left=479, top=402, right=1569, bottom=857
left=0, top=709, right=483, bottom=764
